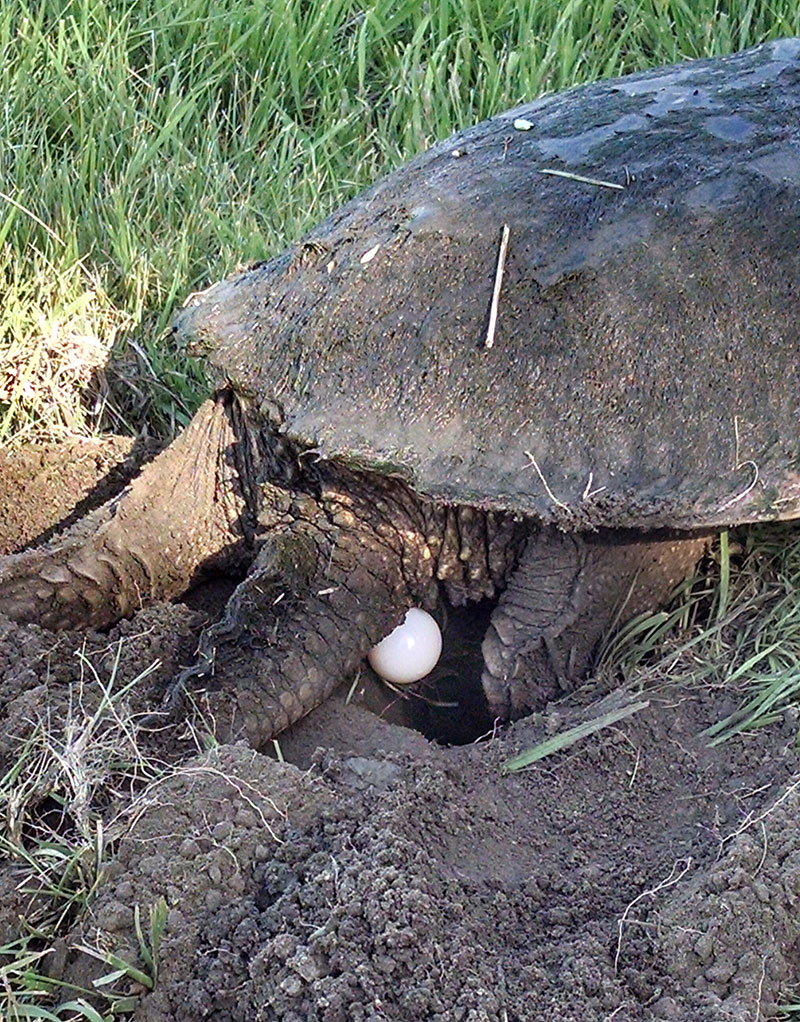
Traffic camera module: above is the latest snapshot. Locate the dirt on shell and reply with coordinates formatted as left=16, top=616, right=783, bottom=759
left=1, top=438, right=800, bottom=1022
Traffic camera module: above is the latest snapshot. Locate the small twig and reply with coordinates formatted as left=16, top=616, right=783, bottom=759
left=484, top=224, right=510, bottom=350
left=472, top=717, right=502, bottom=744
left=538, top=168, right=624, bottom=190
left=182, top=279, right=221, bottom=308
left=614, top=857, right=692, bottom=974
left=719, top=416, right=760, bottom=512
left=581, top=471, right=607, bottom=501
left=754, top=955, right=767, bottom=1021
left=721, top=776, right=800, bottom=850
left=753, top=820, right=768, bottom=878
left=717, top=460, right=759, bottom=512
left=345, top=671, right=362, bottom=705
left=628, top=745, right=641, bottom=790
left=523, top=450, right=570, bottom=511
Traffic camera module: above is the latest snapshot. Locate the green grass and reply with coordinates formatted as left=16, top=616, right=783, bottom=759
left=504, top=525, right=800, bottom=767
left=601, top=525, right=800, bottom=744
left=0, top=651, right=167, bottom=1020
left=0, top=0, right=798, bottom=438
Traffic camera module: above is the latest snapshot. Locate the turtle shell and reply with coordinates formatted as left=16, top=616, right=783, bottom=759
left=176, top=39, right=800, bottom=531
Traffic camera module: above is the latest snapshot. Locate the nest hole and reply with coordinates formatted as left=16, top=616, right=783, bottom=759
left=358, top=598, right=496, bottom=746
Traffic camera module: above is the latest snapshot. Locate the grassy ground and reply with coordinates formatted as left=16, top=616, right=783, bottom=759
left=2, top=1, right=800, bottom=1018
left=0, top=0, right=798, bottom=440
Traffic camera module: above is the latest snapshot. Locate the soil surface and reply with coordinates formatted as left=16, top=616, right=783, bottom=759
left=0, top=436, right=160, bottom=555
left=1, top=439, right=799, bottom=1021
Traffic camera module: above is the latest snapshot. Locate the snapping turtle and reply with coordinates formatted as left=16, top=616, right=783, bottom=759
left=2, top=40, right=799, bottom=743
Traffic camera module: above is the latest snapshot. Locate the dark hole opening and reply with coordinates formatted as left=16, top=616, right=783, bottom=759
left=358, top=598, right=496, bottom=746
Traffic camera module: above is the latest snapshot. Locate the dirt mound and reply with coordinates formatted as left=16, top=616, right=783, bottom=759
left=1, top=440, right=799, bottom=1021
left=0, top=435, right=159, bottom=555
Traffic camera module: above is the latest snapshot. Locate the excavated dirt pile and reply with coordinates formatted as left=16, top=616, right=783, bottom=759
left=1, top=440, right=799, bottom=1022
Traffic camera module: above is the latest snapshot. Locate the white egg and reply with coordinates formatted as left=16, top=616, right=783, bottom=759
left=368, top=608, right=442, bottom=685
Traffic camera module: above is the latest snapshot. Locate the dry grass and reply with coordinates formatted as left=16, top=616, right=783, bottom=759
left=0, top=648, right=166, bottom=1019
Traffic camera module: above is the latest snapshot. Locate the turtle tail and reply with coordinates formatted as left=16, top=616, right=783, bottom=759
left=0, top=396, right=254, bottom=631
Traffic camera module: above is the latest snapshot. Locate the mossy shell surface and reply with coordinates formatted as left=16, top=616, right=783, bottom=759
left=177, top=40, right=800, bottom=531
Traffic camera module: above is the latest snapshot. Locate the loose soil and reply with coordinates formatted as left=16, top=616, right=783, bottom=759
left=1, top=439, right=799, bottom=1021
left=0, top=436, right=160, bottom=556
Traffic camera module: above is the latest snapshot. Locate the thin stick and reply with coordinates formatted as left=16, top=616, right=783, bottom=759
left=720, top=776, right=800, bottom=849
left=614, top=856, right=692, bottom=974
left=523, top=450, right=570, bottom=512
left=484, top=223, right=510, bottom=349
left=717, top=459, right=759, bottom=512
left=538, top=168, right=624, bottom=190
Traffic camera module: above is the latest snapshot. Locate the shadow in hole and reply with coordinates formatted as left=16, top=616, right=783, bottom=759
left=359, top=598, right=496, bottom=746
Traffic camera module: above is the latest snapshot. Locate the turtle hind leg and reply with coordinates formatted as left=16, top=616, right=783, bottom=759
left=481, top=528, right=709, bottom=721
left=160, top=479, right=437, bottom=747
left=0, top=396, right=254, bottom=630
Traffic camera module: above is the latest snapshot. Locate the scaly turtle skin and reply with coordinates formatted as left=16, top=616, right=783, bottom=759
left=1, top=40, right=799, bottom=743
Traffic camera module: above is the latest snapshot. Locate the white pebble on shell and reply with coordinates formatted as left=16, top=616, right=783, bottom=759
left=368, top=608, right=442, bottom=685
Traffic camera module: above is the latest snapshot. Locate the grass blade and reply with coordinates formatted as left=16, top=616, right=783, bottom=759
left=502, top=700, right=650, bottom=772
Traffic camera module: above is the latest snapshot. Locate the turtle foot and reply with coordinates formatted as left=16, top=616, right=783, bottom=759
left=481, top=528, right=709, bottom=720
